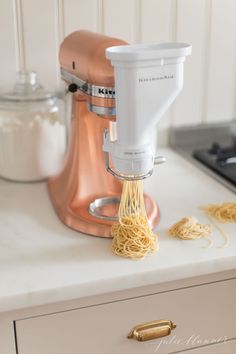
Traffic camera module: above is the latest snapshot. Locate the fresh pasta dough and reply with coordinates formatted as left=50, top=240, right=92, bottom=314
left=168, top=216, right=211, bottom=240
left=111, top=180, right=157, bottom=260
left=201, top=202, right=236, bottom=223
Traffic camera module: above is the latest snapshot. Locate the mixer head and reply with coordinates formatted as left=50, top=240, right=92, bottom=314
left=59, top=30, right=126, bottom=117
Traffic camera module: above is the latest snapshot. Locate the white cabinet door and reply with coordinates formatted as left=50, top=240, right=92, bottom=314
left=15, top=279, right=236, bottom=354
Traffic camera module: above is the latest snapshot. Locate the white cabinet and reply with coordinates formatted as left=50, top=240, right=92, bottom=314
left=15, top=279, right=236, bottom=354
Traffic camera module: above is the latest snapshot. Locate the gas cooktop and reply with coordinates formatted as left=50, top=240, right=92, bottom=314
left=193, top=142, right=236, bottom=186
left=170, top=123, right=236, bottom=193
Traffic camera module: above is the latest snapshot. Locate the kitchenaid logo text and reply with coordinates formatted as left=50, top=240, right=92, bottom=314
left=138, top=74, right=174, bottom=83
left=98, top=88, right=115, bottom=95
left=124, top=151, right=146, bottom=155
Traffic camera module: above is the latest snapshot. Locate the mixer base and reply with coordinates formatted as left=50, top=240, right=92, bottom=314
left=48, top=185, right=160, bottom=238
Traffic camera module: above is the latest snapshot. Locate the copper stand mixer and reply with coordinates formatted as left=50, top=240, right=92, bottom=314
left=48, top=30, right=191, bottom=237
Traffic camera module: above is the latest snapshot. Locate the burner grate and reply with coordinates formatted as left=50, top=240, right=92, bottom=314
left=193, top=142, right=236, bottom=186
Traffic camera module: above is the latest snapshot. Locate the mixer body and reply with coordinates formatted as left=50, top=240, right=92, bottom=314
left=48, top=31, right=160, bottom=237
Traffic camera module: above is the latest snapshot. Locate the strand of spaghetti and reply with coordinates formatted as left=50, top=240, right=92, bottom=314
left=205, top=213, right=229, bottom=249
left=200, top=202, right=236, bottom=248
left=203, top=236, right=213, bottom=249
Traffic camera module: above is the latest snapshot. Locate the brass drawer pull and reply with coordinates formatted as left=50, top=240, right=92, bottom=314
left=127, top=319, right=176, bottom=342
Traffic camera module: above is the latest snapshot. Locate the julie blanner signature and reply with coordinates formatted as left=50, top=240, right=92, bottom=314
left=148, top=334, right=228, bottom=352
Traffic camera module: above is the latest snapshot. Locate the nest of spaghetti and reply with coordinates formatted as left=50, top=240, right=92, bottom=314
left=168, top=217, right=211, bottom=240
left=111, top=180, right=158, bottom=260
left=201, top=202, right=236, bottom=223
left=111, top=214, right=157, bottom=260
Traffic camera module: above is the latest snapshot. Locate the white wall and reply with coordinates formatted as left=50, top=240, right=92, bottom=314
left=0, top=0, right=236, bottom=145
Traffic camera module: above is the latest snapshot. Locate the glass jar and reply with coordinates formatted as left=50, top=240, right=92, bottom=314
left=0, top=71, right=66, bottom=182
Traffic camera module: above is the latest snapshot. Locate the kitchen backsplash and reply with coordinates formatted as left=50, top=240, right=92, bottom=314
left=0, top=0, right=236, bottom=145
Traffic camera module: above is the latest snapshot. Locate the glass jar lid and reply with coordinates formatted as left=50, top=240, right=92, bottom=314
left=0, top=71, right=60, bottom=103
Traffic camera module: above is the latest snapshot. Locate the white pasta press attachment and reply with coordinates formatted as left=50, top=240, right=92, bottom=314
left=103, top=42, right=191, bottom=180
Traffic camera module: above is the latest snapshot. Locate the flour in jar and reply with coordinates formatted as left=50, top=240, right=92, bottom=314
left=0, top=111, right=66, bottom=181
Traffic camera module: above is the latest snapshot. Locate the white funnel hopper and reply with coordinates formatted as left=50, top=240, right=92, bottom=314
left=104, top=42, right=192, bottom=178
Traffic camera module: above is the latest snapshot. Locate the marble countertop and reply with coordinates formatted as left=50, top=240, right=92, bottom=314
left=0, top=149, right=235, bottom=313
